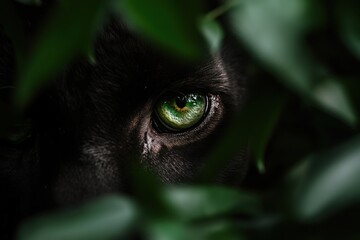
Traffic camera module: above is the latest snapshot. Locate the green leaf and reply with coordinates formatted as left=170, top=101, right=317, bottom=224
left=148, top=221, right=195, bottom=240
left=17, top=195, right=138, bottom=240
left=192, top=220, right=245, bottom=240
left=112, top=0, right=206, bottom=60
left=198, top=88, right=286, bottom=181
left=291, top=135, right=360, bottom=221
left=313, top=78, right=357, bottom=126
left=199, top=17, right=223, bottom=55
left=148, top=219, right=245, bottom=240
left=163, top=186, right=261, bottom=220
left=230, top=0, right=357, bottom=125
left=249, top=93, right=285, bottom=173
left=336, top=0, right=360, bottom=60
left=230, top=0, right=312, bottom=92
left=15, top=0, right=108, bottom=108
left=127, top=162, right=172, bottom=218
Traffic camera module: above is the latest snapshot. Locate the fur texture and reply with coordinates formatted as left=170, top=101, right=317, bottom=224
left=0, top=3, right=247, bottom=238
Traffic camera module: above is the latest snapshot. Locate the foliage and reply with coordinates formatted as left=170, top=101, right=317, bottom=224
left=0, top=0, right=359, bottom=239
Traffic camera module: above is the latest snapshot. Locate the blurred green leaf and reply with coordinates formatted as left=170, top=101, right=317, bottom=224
left=230, top=0, right=357, bottom=126
left=112, top=0, right=206, bottom=60
left=17, top=195, right=138, bottom=240
left=313, top=78, right=357, bottom=126
left=148, top=221, right=195, bottom=240
left=336, top=0, right=360, bottom=60
left=291, top=135, right=360, bottom=221
left=128, top=162, right=172, bottom=217
left=198, top=88, right=286, bottom=181
left=249, top=94, right=284, bottom=173
left=230, top=0, right=312, bottom=92
left=163, top=186, right=261, bottom=220
left=15, top=0, right=108, bottom=108
left=199, top=17, right=223, bottom=55
left=192, top=220, right=245, bottom=240
left=148, top=219, right=244, bottom=240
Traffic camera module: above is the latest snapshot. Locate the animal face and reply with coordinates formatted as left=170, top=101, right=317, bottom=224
left=0, top=4, right=247, bottom=238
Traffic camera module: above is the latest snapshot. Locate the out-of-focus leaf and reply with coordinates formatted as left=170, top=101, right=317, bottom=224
left=128, top=162, right=172, bottom=217
left=230, top=0, right=357, bottom=126
left=148, top=221, right=195, bottom=240
left=198, top=88, right=286, bottom=181
left=17, top=195, right=138, bottom=240
left=193, top=220, right=245, bottom=240
left=230, top=0, right=312, bottom=92
left=112, top=0, right=206, bottom=60
left=249, top=93, right=284, bottom=173
left=148, top=219, right=244, bottom=240
left=313, top=79, right=357, bottom=126
left=199, top=17, right=223, bottom=55
left=15, top=0, right=108, bottom=108
left=163, top=186, right=261, bottom=220
left=336, top=0, right=360, bottom=60
left=291, top=135, right=360, bottom=221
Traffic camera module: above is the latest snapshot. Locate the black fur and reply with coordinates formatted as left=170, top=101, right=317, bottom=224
left=0, top=3, right=247, bottom=238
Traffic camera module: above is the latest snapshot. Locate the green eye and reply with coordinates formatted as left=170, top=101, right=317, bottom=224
left=155, top=92, right=208, bottom=132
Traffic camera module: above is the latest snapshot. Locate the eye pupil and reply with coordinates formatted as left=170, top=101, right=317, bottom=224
left=175, top=96, right=187, bottom=109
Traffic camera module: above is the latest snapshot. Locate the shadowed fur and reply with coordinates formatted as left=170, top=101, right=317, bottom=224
left=0, top=2, right=247, bottom=238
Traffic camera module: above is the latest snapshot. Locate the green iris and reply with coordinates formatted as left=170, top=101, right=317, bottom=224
left=156, top=93, right=207, bottom=131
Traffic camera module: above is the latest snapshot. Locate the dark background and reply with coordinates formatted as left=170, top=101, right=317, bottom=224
left=0, top=0, right=359, bottom=239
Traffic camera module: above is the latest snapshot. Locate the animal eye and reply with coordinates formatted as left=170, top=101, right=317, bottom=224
left=154, top=92, right=208, bottom=132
